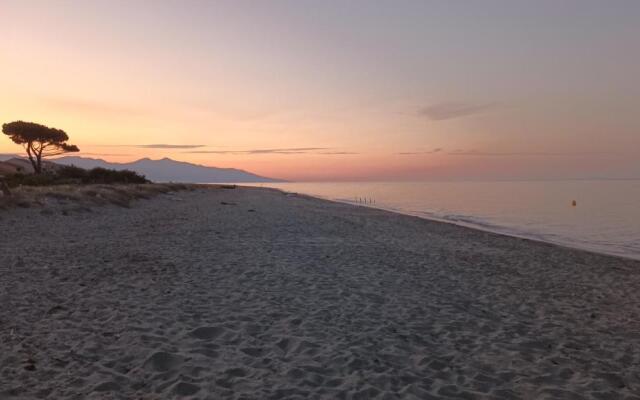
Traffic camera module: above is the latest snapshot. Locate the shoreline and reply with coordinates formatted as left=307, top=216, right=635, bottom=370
left=343, top=200, right=640, bottom=263
left=2, top=186, right=640, bottom=398
left=261, top=185, right=640, bottom=263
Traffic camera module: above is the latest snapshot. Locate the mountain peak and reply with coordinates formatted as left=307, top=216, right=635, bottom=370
left=52, top=156, right=282, bottom=183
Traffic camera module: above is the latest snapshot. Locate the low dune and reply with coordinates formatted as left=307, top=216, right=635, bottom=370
left=0, top=183, right=194, bottom=211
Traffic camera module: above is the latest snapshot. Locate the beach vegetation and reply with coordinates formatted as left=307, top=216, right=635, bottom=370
left=2, top=121, right=79, bottom=174
left=3, top=166, right=149, bottom=188
left=0, top=182, right=193, bottom=210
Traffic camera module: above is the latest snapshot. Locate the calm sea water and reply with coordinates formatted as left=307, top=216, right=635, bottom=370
left=261, top=181, right=640, bottom=260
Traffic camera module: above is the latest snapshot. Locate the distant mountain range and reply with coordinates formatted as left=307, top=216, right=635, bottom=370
left=0, top=155, right=281, bottom=183
left=0, top=157, right=61, bottom=174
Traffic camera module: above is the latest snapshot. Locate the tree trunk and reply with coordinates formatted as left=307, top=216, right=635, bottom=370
left=26, top=143, right=40, bottom=174
left=35, top=154, right=42, bottom=174
left=0, top=178, right=11, bottom=197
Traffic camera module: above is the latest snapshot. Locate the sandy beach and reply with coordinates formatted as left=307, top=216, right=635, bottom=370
left=1, top=186, right=639, bottom=399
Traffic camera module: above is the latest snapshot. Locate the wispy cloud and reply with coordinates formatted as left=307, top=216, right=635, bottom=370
left=135, top=144, right=206, bottom=149
left=74, top=152, right=130, bottom=157
left=396, top=148, right=613, bottom=157
left=448, top=150, right=613, bottom=156
left=184, top=147, right=339, bottom=155
left=89, top=145, right=356, bottom=155
left=420, top=102, right=497, bottom=121
left=397, top=148, right=443, bottom=155
left=247, top=147, right=329, bottom=154
left=95, top=144, right=206, bottom=149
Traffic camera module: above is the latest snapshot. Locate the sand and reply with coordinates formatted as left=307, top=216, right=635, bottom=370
left=1, top=186, right=639, bottom=399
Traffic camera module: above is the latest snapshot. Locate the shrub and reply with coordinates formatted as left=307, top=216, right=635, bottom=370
left=57, top=165, right=88, bottom=181
left=84, top=168, right=148, bottom=184
left=4, top=173, right=61, bottom=188
left=3, top=166, right=149, bottom=187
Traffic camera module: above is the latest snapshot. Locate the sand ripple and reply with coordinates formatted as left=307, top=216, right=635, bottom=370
left=1, top=187, right=640, bottom=398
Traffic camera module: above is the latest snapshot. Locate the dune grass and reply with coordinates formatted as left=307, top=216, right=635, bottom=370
left=0, top=183, right=196, bottom=210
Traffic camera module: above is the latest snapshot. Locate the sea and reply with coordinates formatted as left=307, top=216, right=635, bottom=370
left=259, top=180, right=640, bottom=261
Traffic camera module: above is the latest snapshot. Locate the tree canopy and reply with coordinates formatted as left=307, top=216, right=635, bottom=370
left=2, top=121, right=79, bottom=174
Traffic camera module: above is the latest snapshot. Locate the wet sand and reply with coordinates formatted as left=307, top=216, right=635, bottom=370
left=1, top=186, right=639, bottom=399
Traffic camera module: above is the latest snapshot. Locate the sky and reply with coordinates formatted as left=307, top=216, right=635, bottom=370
left=1, top=0, right=639, bottom=181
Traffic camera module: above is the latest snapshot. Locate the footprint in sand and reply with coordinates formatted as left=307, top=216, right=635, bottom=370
left=172, top=381, right=200, bottom=396
left=144, top=351, right=183, bottom=372
left=286, top=368, right=305, bottom=380
left=190, top=326, right=224, bottom=340
left=93, top=381, right=120, bottom=392
left=240, top=347, right=264, bottom=357
left=276, top=337, right=298, bottom=354
left=224, top=367, right=247, bottom=377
